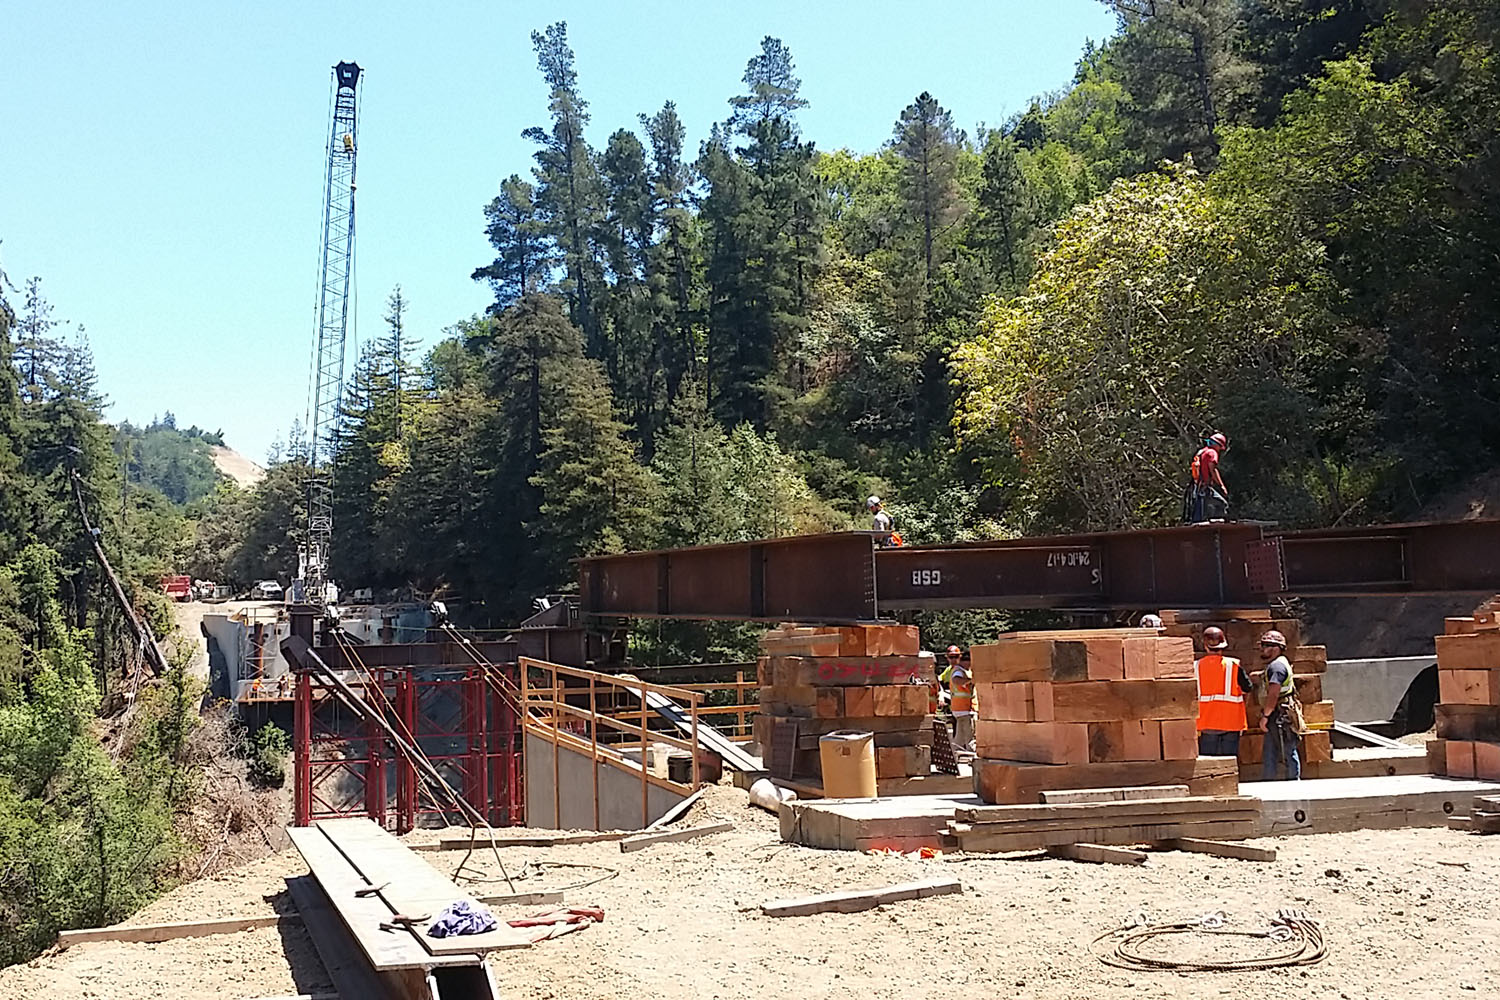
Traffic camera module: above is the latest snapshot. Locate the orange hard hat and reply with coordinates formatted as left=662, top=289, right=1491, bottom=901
left=946, top=645, right=961, bottom=656
left=1202, top=626, right=1228, bottom=650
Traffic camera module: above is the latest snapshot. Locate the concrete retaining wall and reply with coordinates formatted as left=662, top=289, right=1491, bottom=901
left=524, top=731, right=687, bottom=830
left=1324, top=655, right=1436, bottom=724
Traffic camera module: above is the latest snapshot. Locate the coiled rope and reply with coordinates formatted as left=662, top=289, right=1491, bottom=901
left=1092, top=908, right=1328, bottom=971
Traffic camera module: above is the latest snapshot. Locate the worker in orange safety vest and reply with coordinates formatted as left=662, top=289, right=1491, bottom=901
left=946, top=646, right=975, bottom=750
left=1195, top=626, right=1253, bottom=757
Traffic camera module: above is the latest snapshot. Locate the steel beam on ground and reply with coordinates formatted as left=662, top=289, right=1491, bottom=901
left=579, top=532, right=880, bottom=622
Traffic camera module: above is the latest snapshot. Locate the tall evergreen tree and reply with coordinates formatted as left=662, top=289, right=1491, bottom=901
left=523, top=23, right=605, bottom=353
left=472, top=175, right=549, bottom=309
left=891, top=92, right=966, bottom=298
left=974, top=132, right=1038, bottom=292
left=641, top=103, right=700, bottom=408
left=700, top=37, right=822, bottom=430
left=1103, top=0, right=1256, bottom=167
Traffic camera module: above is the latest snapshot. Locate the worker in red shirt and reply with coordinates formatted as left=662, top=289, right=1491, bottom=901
left=1185, top=431, right=1230, bottom=523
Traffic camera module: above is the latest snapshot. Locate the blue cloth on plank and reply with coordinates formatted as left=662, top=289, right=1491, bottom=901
left=427, top=899, right=497, bottom=937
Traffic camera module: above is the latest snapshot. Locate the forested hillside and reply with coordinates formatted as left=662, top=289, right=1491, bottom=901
left=0, top=274, right=216, bottom=963
left=212, top=1, right=1480, bottom=624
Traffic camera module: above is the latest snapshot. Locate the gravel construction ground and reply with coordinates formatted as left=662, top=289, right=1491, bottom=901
left=3, top=784, right=1497, bottom=999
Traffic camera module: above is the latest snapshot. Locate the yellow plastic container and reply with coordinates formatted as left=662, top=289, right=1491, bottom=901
left=818, top=730, right=878, bottom=798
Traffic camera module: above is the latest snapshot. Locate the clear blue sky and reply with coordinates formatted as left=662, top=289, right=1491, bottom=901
left=0, top=0, right=1116, bottom=463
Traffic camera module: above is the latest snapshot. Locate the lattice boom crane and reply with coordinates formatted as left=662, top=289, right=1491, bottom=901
left=302, top=61, right=361, bottom=606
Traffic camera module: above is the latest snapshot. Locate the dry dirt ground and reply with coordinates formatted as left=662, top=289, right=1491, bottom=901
left=3, top=784, right=1497, bottom=1000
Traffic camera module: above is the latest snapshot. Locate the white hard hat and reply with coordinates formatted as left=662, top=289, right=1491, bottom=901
left=866, top=495, right=882, bottom=510
left=1140, top=613, right=1163, bottom=628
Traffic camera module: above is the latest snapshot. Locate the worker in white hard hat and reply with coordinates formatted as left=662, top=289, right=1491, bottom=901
left=866, top=496, right=903, bottom=547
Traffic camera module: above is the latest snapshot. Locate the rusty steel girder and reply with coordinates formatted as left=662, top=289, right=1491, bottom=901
left=578, top=532, right=879, bottom=622
left=1271, top=519, right=1500, bottom=595
left=575, top=518, right=1500, bottom=621
left=876, top=523, right=1264, bottom=610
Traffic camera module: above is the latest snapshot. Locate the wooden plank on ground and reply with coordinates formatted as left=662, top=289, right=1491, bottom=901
left=430, top=830, right=627, bottom=851
left=1155, top=837, right=1277, bottom=862
left=315, top=819, right=532, bottom=957
left=619, top=821, right=733, bottom=852
left=58, top=914, right=292, bottom=946
left=1040, top=784, right=1190, bottom=804
left=1047, top=843, right=1146, bottom=865
left=287, top=826, right=470, bottom=971
left=972, top=755, right=1240, bottom=804
left=760, top=877, right=961, bottom=917
left=646, top=788, right=704, bottom=830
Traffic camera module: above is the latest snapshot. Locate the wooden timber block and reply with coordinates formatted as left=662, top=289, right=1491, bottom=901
left=1304, top=729, right=1332, bottom=763
left=1123, top=637, right=1156, bottom=680
left=976, top=721, right=1090, bottom=765
left=768, top=655, right=934, bottom=688
left=1437, top=633, right=1500, bottom=670
left=1160, top=718, right=1199, bottom=760
left=971, top=640, right=1088, bottom=684
left=1048, top=679, right=1197, bottom=723
left=977, top=682, right=1023, bottom=721
left=873, top=686, right=905, bottom=717
left=757, top=657, right=770, bottom=686
left=954, top=794, right=1256, bottom=825
left=876, top=744, right=931, bottom=778
left=1087, top=720, right=1162, bottom=763
left=1301, top=701, right=1336, bottom=728
left=1427, top=738, right=1447, bottom=775
left=1154, top=637, right=1196, bottom=678
left=816, top=688, right=845, bottom=719
left=1447, top=617, right=1478, bottom=635
left=1435, top=704, right=1500, bottom=742
left=970, top=756, right=1238, bottom=804
left=1086, top=639, right=1126, bottom=680
left=1447, top=740, right=1477, bottom=778
left=1475, top=741, right=1500, bottom=781
left=843, top=686, right=874, bottom=718
left=1040, top=784, right=1189, bottom=803
left=953, top=818, right=1257, bottom=852
left=901, top=685, right=928, bottom=715
left=1295, top=674, right=1324, bottom=704
left=1439, top=668, right=1500, bottom=706
left=1291, top=646, right=1328, bottom=674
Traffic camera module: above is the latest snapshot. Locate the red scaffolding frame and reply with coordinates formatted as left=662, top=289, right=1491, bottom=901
left=293, top=663, right=522, bottom=832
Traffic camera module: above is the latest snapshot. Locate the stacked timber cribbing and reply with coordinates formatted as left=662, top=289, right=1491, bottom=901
left=1162, top=611, right=1333, bottom=767
left=967, top=629, right=1240, bottom=804
left=1428, top=607, right=1500, bottom=779
left=754, top=625, right=936, bottom=781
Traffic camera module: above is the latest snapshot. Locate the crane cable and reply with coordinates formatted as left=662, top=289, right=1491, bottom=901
left=1091, top=908, right=1328, bottom=972
left=324, top=629, right=515, bottom=892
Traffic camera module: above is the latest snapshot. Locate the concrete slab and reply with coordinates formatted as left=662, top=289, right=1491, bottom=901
left=1246, top=773, right=1500, bottom=836
left=779, top=773, right=1500, bottom=851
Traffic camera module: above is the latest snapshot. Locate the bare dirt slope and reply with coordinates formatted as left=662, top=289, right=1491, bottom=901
left=3, top=784, right=1496, bottom=999
left=210, top=444, right=265, bottom=488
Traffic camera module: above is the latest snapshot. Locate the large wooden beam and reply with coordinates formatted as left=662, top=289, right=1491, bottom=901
left=761, top=878, right=962, bottom=917
left=619, top=821, right=733, bottom=853
left=58, top=914, right=293, bottom=946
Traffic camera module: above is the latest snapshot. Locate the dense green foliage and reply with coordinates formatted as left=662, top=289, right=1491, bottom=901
left=116, top=417, right=225, bottom=506
left=0, top=273, right=203, bottom=965
left=191, top=6, right=1471, bottom=632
